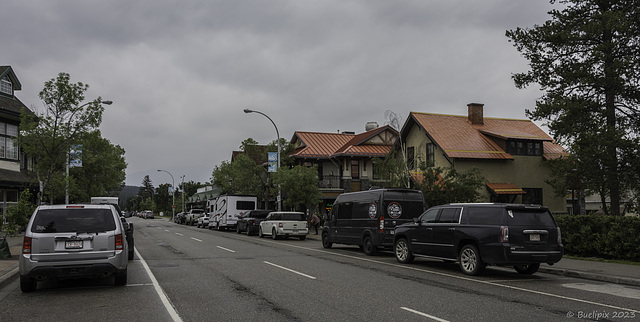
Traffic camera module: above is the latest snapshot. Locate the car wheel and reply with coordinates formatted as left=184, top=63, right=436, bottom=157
left=259, top=227, right=264, bottom=238
left=272, top=228, right=279, bottom=240
left=20, top=276, right=37, bottom=293
left=299, top=235, right=306, bottom=241
left=513, top=263, right=540, bottom=275
left=394, top=238, right=415, bottom=264
left=321, top=232, right=333, bottom=248
left=114, top=269, right=127, bottom=286
left=362, top=235, right=377, bottom=256
left=459, top=244, right=486, bottom=276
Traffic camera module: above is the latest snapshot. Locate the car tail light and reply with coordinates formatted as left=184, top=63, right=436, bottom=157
left=66, top=205, right=85, bottom=208
left=22, top=236, right=32, bottom=254
left=115, top=234, right=124, bottom=250
left=500, top=226, right=509, bottom=243
left=279, top=222, right=283, bottom=228
left=379, top=217, right=385, bottom=232
left=557, top=227, right=562, bottom=244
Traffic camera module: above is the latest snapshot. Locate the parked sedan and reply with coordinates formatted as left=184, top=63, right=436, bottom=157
left=259, top=211, right=308, bottom=240
left=236, top=209, right=273, bottom=235
left=197, top=213, right=210, bottom=228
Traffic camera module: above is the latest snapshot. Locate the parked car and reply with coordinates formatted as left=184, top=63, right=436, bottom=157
left=174, top=212, right=186, bottom=224
left=236, top=209, right=273, bottom=235
left=19, top=204, right=129, bottom=292
left=185, top=209, right=205, bottom=226
left=143, top=210, right=154, bottom=219
left=197, top=212, right=210, bottom=228
left=393, top=203, right=564, bottom=276
left=259, top=211, right=308, bottom=240
left=321, top=188, right=425, bottom=255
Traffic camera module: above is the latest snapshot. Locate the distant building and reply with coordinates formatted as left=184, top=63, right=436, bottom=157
left=0, top=66, right=36, bottom=214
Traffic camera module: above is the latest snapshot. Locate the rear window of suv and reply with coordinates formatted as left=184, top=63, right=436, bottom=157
left=506, top=209, right=556, bottom=226
left=31, top=208, right=116, bottom=233
left=282, top=213, right=305, bottom=221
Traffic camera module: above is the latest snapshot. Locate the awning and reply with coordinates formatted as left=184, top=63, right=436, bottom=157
left=486, top=183, right=525, bottom=195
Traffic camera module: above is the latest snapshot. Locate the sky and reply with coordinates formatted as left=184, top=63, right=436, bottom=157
left=3, top=0, right=559, bottom=187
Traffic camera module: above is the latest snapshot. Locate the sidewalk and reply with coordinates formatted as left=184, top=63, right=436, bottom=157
left=2, top=232, right=639, bottom=290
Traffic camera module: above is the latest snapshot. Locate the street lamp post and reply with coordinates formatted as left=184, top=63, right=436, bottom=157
left=244, top=108, right=281, bottom=211
left=65, top=100, right=112, bottom=204
left=157, top=169, right=175, bottom=221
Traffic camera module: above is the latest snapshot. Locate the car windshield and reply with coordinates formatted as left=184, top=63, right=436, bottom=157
left=31, top=208, right=116, bottom=233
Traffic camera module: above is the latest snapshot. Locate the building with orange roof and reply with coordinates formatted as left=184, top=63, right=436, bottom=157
left=290, top=123, right=398, bottom=214
left=400, top=103, right=567, bottom=212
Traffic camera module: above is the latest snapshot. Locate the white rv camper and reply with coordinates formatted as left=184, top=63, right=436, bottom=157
left=208, top=195, right=257, bottom=230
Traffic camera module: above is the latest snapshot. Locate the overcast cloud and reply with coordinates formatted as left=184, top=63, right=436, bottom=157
left=3, top=0, right=557, bottom=187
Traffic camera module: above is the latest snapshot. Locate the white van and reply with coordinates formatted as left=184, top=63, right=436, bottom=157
left=208, top=195, right=257, bottom=230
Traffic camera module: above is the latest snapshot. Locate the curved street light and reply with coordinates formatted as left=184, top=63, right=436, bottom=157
left=157, top=169, right=175, bottom=221
left=243, top=108, right=281, bottom=211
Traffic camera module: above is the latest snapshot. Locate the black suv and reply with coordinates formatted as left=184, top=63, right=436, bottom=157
left=236, top=210, right=273, bottom=235
left=393, top=203, right=563, bottom=276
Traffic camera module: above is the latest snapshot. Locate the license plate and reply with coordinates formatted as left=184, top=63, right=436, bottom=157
left=65, top=240, right=83, bottom=249
left=529, top=234, right=540, bottom=242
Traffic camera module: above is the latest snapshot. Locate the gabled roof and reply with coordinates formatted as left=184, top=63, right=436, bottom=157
left=291, top=125, right=398, bottom=159
left=404, top=111, right=566, bottom=160
left=0, top=66, right=22, bottom=90
left=0, top=66, right=32, bottom=121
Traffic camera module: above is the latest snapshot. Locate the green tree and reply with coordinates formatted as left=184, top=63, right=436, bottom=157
left=506, top=0, right=640, bottom=215
left=413, top=166, right=485, bottom=208
left=154, top=183, right=172, bottom=214
left=69, top=130, right=126, bottom=203
left=372, top=149, right=411, bottom=188
left=19, top=72, right=110, bottom=204
left=138, top=175, right=155, bottom=203
left=273, top=165, right=320, bottom=211
left=3, top=190, right=37, bottom=236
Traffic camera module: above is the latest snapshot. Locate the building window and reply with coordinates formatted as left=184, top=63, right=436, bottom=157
left=0, top=123, right=19, bottom=160
left=0, top=77, right=11, bottom=95
left=522, top=188, right=543, bottom=205
left=351, top=160, right=360, bottom=179
left=426, top=143, right=434, bottom=167
left=407, top=146, right=415, bottom=170
left=508, top=140, right=542, bottom=156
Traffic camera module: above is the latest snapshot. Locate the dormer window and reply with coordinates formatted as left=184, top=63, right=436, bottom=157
left=0, top=77, right=12, bottom=95
left=508, top=140, right=542, bottom=156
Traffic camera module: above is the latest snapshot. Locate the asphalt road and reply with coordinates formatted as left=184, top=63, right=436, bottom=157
left=1, top=217, right=639, bottom=321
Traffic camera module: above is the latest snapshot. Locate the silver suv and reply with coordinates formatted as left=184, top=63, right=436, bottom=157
left=19, top=204, right=129, bottom=292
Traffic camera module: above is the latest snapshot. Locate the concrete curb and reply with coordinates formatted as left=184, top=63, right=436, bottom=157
left=0, top=267, right=18, bottom=289
left=539, top=267, right=640, bottom=287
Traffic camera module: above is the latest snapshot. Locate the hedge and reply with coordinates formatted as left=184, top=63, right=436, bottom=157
left=554, top=215, right=640, bottom=262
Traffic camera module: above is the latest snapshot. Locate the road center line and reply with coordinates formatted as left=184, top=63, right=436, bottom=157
left=268, top=240, right=639, bottom=313
left=216, top=246, right=236, bottom=253
left=190, top=237, right=202, bottom=242
left=135, top=248, right=183, bottom=322
left=401, top=307, right=449, bottom=322
left=174, top=233, right=183, bottom=236
left=264, top=261, right=316, bottom=280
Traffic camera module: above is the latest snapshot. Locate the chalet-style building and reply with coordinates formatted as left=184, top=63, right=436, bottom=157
left=0, top=66, right=36, bottom=214
left=400, top=103, right=567, bottom=212
left=290, top=123, right=398, bottom=214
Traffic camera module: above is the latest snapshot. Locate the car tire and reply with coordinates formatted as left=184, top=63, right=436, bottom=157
left=459, top=244, right=486, bottom=276
left=513, top=263, right=540, bottom=275
left=322, top=232, right=333, bottom=248
left=20, top=276, right=37, bottom=293
left=362, top=235, right=377, bottom=256
left=114, top=270, right=127, bottom=286
left=259, top=227, right=264, bottom=238
left=299, top=235, right=306, bottom=241
left=394, top=238, right=415, bottom=264
left=272, top=228, right=279, bottom=240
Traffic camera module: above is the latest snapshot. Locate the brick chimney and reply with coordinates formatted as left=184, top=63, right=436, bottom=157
left=467, top=103, right=484, bottom=125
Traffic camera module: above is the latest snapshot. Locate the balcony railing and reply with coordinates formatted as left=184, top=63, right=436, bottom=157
left=318, top=175, right=341, bottom=189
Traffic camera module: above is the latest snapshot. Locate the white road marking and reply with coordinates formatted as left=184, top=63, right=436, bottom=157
left=165, top=229, right=169, bottom=232
left=563, top=283, right=640, bottom=300
left=175, top=233, right=183, bottom=236
left=401, top=307, right=449, bottom=322
left=216, top=246, right=236, bottom=253
left=268, top=240, right=640, bottom=313
left=264, top=261, right=317, bottom=280
left=135, top=248, right=183, bottom=322
left=190, top=237, right=202, bottom=242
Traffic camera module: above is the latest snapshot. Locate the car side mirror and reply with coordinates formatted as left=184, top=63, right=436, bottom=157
left=413, top=217, right=420, bottom=225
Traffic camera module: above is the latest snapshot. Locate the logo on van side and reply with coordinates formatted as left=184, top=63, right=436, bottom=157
left=387, top=202, right=402, bottom=219
left=368, top=202, right=377, bottom=219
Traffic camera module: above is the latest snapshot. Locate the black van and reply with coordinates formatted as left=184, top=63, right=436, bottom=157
left=321, top=188, right=425, bottom=255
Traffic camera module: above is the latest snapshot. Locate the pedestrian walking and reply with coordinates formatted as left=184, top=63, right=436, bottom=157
left=311, top=213, right=320, bottom=235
